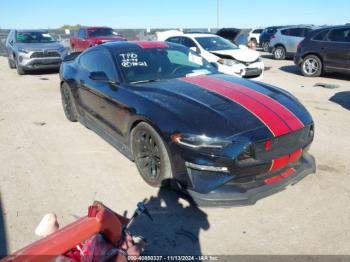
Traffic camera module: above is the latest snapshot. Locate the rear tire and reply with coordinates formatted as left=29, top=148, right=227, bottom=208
left=60, top=82, right=78, bottom=122
left=301, top=55, right=322, bottom=77
left=131, top=122, right=172, bottom=187
left=273, top=46, right=286, bottom=60
left=263, top=42, right=269, bottom=52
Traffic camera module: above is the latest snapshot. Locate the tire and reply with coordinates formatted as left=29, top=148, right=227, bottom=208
left=263, top=42, right=269, bottom=52
left=8, top=58, right=16, bottom=69
left=15, top=59, right=25, bottom=75
left=60, top=82, right=78, bottom=122
left=131, top=122, right=172, bottom=187
left=301, top=55, right=322, bottom=77
left=273, top=46, right=286, bottom=60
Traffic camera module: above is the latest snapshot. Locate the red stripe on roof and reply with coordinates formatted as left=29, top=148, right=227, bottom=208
left=179, top=75, right=292, bottom=136
left=135, top=41, right=169, bottom=48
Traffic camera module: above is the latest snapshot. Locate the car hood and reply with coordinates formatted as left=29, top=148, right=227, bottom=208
left=131, top=74, right=312, bottom=141
left=15, top=42, right=64, bottom=51
left=210, top=48, right=260, bottom=62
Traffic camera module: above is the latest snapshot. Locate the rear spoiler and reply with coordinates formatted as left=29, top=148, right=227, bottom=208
left=63, top=51, right=81, bottom=62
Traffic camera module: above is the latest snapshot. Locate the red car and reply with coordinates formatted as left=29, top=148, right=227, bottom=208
left=70, top=26, right=127, bottom=52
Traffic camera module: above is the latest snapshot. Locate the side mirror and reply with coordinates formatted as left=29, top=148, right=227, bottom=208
left=190, top=46, right=201, bottom=54
left=89, top=71, right=109, bottom=82
left=89, top=71, right=118, bottom=90
left=9, top=40, right=14, bottom=46
left=210, top=62, right=219, bottom=70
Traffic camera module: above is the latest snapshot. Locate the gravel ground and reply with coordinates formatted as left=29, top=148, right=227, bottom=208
left=0, top=53, right=349, bottom=256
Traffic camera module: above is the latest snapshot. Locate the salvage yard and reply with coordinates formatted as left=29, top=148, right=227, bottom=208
left=0, top=54, right=350, bottom=255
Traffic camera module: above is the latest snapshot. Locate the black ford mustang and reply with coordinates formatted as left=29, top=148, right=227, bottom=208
left=60, top=41, right=315, bottom=205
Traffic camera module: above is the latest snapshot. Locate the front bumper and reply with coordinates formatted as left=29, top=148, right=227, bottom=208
left=185, top=153, right=316, bottom=206
left=218, top=61, right=264, bottom=81
left=17, top=50, right=67, bottom=70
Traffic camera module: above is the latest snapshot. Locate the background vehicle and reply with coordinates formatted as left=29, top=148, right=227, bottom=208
left=165, top=33, right=264, bottom=79
left=259, top=26, right=284, bottom=52
left=60, top=41, right=315, bottom=205
left=294, top=25, right=350, bottom=77
left=248, top=28, right=264, bottom=46
left=216, top=28, right=248, bottom=46
left=270, top=25, right=316, bottom=60
left=70, top=26, right=127, bottom=52
left=5, top=29, right=68, bottom=75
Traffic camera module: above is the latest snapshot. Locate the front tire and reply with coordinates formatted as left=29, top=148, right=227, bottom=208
left=131, top=122, right=172, bottom=187
left=8, top=57, right=16, bottom=69
left=60, top=82, right=78, bottom=122
left=15, top=59, right=25, bottom=75
left=273, top=46, right=286, bottom=60
left=301, top=55, right=322, bottom=77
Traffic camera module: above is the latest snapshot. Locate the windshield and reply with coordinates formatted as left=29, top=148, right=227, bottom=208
left=16, top=31, right=56, bottom=43
left=88, top=28, right=114, bottom=37
left=116, top=46, right=217, bottom=83
left=195, top=36, right=238, bottom=51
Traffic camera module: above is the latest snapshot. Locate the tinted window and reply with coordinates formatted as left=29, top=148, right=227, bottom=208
left=181, top=37, right=197, bottom=48
left=88, top=28, right=114, bottom=37
left=195, top=36, right=238, bottom=51
left=288, top=28, right=305, bottom=37
left=166, top=37, right=181, bottom=44
left=253, top=29, right=263, bottom=33
left=78, top=29, right=86, bottom=39
left=303, top=28, right=313, bottom=37
left=313, top=30, right=329, bottom=41
left=79, top=50, right=116, bottom=80
left=115, top=46, right=216, bottom=83
left=328, top=28, right=350, bottom=42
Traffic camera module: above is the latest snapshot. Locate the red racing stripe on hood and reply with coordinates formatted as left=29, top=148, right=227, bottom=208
left=179, top=75, right=304, bottom=137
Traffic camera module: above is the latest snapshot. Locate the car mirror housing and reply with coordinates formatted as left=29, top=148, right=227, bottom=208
left=89, top=71, right=119, bottom=90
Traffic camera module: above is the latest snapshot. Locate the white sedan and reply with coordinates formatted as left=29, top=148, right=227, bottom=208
left=161, top=32, right=264, bottom=80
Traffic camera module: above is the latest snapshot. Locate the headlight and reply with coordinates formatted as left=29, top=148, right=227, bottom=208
left=58, top=46, right=66, bottom=52
left=171, top=133, right=231, bottom=149
left=217, top=58, right=239, bottom=66
left=18, top=48, right=31, bottom=54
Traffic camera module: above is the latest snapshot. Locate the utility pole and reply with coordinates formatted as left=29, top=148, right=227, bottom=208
left=216, top=0, right=220, bottom=28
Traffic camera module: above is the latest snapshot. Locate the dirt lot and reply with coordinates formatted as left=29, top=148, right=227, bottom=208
left=0, top=54, right=350, bottom=256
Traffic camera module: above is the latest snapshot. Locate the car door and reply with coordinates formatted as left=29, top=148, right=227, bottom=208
left=77, top=29, right=89, bottom=51
left=76, top=48, right=129, bottom=138
left=5, top=30, right=15, bottom=58
left=322, top=27, right=350, bottom=71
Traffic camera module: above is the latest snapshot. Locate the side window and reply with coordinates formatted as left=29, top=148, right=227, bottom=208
left=303, top=28, right=313, bottom=37
left=166, top=37, right=181, bottom=44
left=328, top=28, right=350, bottom=42
left=253, top=29, right=262, bottom=34
left=181, top=37, right=197, bottom=48
left=313, top=30, right=329, bottom=41
left=281, top=29, right=289, bottom=36
left=79, top=50, right=117, bottom=81
left=78, top=29, right=86, bottom=39
left=288, top=28, right=304, bottom=37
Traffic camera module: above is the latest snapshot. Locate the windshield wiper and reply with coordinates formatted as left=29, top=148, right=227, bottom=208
left=129, top=79, right=161, bottom=84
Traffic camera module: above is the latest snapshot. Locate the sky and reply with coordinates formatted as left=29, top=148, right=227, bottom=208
left=0, top=0, right=349, bottom=29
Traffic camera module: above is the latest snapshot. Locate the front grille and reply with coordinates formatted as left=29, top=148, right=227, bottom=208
left=30, top=51, right=60, bottom=58
left=237, top=124, right=314, bottom=163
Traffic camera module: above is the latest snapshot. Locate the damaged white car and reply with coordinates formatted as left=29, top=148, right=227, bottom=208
left=163, top=33, right=264, bottom=80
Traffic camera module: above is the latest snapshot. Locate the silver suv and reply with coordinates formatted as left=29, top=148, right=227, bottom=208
left=5, top=29, right=68, bottom=75
left=269, top=26, right=316, bottom=60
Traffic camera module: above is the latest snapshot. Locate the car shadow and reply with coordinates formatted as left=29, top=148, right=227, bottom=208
left=24, top=68, right=59, bottom=75
left=130, top=187, right=210, bottom=255
left=0, top=193, right=8, bottom=258
left=329, top=91, right=350, bottom=110
left=279, top=65, right=350, bottom=80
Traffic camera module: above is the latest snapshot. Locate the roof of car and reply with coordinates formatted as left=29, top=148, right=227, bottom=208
left=15, top=29, right=49, bottom=33
left=177, top=33, right=219, bottom=38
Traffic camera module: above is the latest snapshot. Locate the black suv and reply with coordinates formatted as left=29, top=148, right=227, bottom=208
left=294, top=26, right=350, bottom=77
